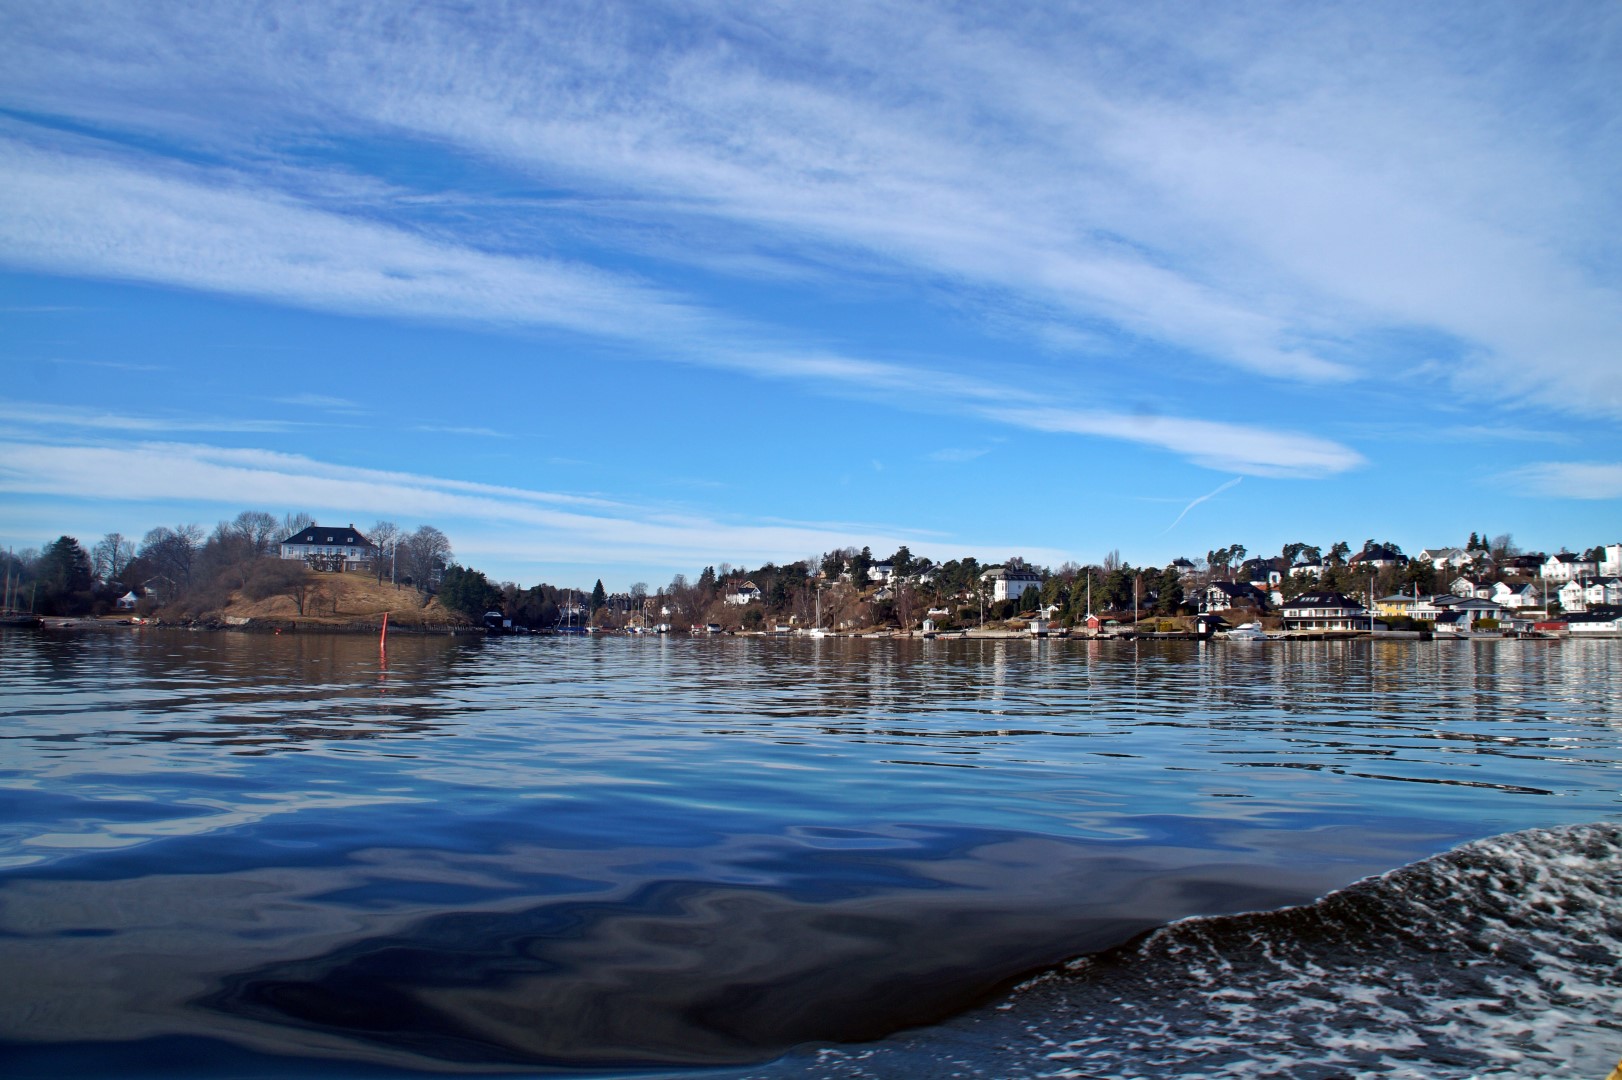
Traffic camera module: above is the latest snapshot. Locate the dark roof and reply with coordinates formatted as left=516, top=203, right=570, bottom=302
left=1350, top=546, right=1406, bottom=563
left=281, top=524, right=375, bottom=547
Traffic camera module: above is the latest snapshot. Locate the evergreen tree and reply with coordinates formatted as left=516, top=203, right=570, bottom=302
left=36, top=535, right=94, bottom=615
left=590, top=579, right=607, bottom=611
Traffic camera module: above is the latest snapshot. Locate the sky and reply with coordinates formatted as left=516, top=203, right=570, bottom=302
left=2, top=0, right=1619, bottom=591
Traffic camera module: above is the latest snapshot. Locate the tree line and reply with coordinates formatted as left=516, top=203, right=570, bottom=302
left=3, top=513, right=453, bottom=618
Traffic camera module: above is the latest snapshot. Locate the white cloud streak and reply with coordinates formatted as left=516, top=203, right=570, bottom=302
left=1500, top=462, right=1622, bottom=500
left=1163, top=477, right=1243, bottom=533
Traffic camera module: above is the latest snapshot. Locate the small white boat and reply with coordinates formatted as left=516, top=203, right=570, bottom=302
left=1225, top=622, right=1267, bottom=641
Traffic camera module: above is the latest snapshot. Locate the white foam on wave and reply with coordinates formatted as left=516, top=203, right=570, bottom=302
left=767, top=822, right=1622, bottom=1079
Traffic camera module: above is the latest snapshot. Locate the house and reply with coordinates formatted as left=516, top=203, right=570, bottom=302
left=1449, top=576, right=1493, bottom=599
left=1541, top=553, right=1597, bottom=581
left=1200, top=581, right=1268, bottom=613
left=1239, top=558, right=1282, bottom=588
left=1375, top=593, right=1424, bottom=618
left=1566, top=607, right=1622, bottom=636
left=1577, top=578, right=1622, bottom=610
left=1171, top=557, right=1198, bottom=580
left=981, top=566, right=1044, bottom=603
left=1503, top=554, right=1547, bottom=575
left=1348, top=545, right=1407, bottom=570
left=1491, top=581, right=1541, bottom=609
left=1417, top=547, right=1473, bottom=571
left=869, top=563, right=895, bottom=585
left=1280, top=591, right=1368, bottom=631
left=278, top=523, right=378, bottom=572
left=724, top=580, right=762, bottom=606
left=1450, top=597, right=1508, bottom=627
left=1554, top=579, right=1622, bottom=612
left=1601, top=544, right=1622, bottom=578
left=1289, top=559, right=1327, bottom=579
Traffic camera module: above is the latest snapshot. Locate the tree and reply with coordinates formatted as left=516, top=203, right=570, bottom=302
left=368, top=521, right=401, bottom=585
left=231, top=511, right=282, bottom=557
left=590, top=579, right=607, bottom=612
left=140, top=523, right=205, bottom=591
left=36, top=536, right=94, bottom=615
left=438, top=565, right=501, bottom=620
left=1328, top=541, right=1351, bottom=566
left=400, top=526, right=452, bottom=600
left=281, top=512, right=314, bottom=540
left=92, top=532, right=135, bottom=583
left=243, top=558, right=314, bottom=615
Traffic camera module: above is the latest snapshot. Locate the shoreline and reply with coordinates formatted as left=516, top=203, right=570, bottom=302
left=19, top=618, right=1597, bottom=641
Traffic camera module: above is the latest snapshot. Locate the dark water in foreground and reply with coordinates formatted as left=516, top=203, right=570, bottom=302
left=0, top=630, right=1618, bottom=1078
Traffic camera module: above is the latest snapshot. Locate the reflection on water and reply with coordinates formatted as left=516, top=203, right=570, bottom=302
left=1, top=630, right=1619, bottom=1074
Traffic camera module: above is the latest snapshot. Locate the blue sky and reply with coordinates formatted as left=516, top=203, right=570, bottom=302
left=2, top=0, right=1619, bottom=590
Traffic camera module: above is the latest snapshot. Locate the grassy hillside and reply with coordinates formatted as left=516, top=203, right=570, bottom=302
left=222, top=569, right=465, bottom=626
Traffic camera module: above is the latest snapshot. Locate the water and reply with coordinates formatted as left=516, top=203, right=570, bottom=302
left=1, top=630, right=1618, bottom=1078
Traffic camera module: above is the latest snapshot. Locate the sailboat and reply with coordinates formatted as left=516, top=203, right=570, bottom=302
left=808, top=584, right=832, bottom=637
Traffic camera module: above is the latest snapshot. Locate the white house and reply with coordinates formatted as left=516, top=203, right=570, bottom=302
left=1280, top=592, right=1368, bottom=631
left=1600, top=544, right=1622, bottom=578
left=279, top=523, right=378, bottom=572
left=1557, top=580, right=1588, bottom=611
left=1417, top=547, right=1475, bottom=571
left=869, top=563, right=895, bottom=585
left=1566, top=610, right=1622, bottom=636
left=1541, top=553, right=1596, bottom=581
left=1491, top=582, right=1541, bottom=609
left=1449, top=576, right=1492, bottom=599
left=1201, top=581, right=1268, bottom=613
left=981, top=566, right=1044, bottom=604
left=724, top=580, right=762, bottom=606
left=1583, top=578, right=1622, bottom=608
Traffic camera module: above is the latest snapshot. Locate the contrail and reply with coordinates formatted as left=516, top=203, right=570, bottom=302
left=1163, top=477, right=1242, bottom=533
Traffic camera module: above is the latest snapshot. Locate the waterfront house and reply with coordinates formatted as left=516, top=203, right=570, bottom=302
left=1280, top=592, right=1368, bottom=631
left=1566, top=607, right=1622, bottom=636
left=1449, top=576, right=1493, bottom=599
left=278, top=523, right=378, bottom=572
left=1558, top=579, right=1588, bottom=612
left=724, top=580, right=762, bottom=606
left=981, top=566, right=1044, bottom=603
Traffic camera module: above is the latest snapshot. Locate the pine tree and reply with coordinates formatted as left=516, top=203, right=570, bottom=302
left=590, top=579, right=607, bottom=611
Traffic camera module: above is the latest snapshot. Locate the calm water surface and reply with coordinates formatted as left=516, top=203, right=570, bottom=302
left=1, top=630, right=1618, bottom=1077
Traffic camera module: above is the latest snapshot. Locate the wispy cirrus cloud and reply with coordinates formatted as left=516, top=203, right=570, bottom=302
left=1500, top=462, right=1622, bottom=500
left=8, top=1, right=1616, bottom=413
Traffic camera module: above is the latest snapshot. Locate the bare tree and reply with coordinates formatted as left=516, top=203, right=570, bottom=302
left=140, top=523, right=205, bottom=590
left=281, top=511, right=315, bottom=539
left=1102, top=549, right=1122, bottom=573
left=400, top=525, right=452, bottom=600
left=92, top=532, right=135, bottom=582
left=368, top=520, right=401, bottom=585
left=232, top=511, right=282, bottom=557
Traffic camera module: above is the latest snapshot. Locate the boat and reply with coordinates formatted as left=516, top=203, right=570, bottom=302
left=807, top=584, right=832, bottom=636
left=1225, top=622, right=1267, bottom=641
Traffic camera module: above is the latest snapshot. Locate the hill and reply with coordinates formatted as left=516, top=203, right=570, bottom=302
left=221, top=568, right=467, bottom=627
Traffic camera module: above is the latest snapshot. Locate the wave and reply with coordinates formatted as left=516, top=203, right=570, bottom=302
left=774, top=821, right=1622, bottom=1079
